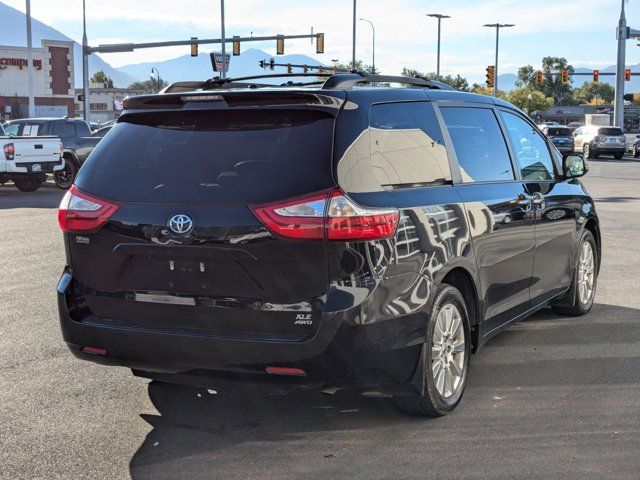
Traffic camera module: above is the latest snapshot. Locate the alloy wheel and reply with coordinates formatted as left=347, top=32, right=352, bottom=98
left=431, top=304, right=466, bottom=399
left=54, top=163, right=74, bottom=189
left=578, top=240, right=595, bottom=305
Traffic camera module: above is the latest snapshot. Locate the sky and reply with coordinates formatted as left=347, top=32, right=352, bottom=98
left=3, top=0, right=640, bottom=83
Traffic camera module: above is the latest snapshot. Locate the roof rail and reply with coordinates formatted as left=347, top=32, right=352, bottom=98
left=160, top=72, right=455, bottom=94
left=321, top=72, right=454, bottom=90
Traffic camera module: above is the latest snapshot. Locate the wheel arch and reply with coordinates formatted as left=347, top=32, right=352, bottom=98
left=583, top=217, right=601, bottom=274
left=439, top=266, right=480, bottom=352
left=62, top=150, right=80, bottom=169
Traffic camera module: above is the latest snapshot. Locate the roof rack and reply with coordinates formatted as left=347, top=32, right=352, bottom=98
left=321, top=72, right=454, bottom=90
left=161, top=71, right=454, bottom=94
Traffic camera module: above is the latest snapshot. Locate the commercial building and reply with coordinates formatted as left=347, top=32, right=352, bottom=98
left=75, top=85, right=144, bottom=124
left=0, top=39, right=75, bottom=121
left=536, top=104, right=640, bottom=131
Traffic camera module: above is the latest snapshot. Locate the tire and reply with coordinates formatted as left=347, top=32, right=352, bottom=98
left=551, top=230, right=598, bottom=316
left=53, top=157, right=77, bottom=190
left=14, top=177, right=44, bottom=192
left=394, top=285, right=471, bottom=417
left=614, top=152, right=624, bottom=160
left=633, top=145, right=640, bottom=158
left=583, top=144, right=592, bottom=159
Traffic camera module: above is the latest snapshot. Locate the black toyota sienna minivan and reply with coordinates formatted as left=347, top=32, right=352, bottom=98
left=57, top=73, right=600, bottom=417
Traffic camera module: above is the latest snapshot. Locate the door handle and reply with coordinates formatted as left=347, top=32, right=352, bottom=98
left=531, top=192, right=545, bottom=205
left=517, top=195, right=531, bottom=207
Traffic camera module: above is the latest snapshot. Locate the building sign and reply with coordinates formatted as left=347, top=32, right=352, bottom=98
left=0, top=57, right=42, bottom=70
left=210, top=52, right=230, bottom=73
left=90, top=103, right=108, bottom=111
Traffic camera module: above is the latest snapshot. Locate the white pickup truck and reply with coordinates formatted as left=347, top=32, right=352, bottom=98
left=0, top=123, right=63, bottom=191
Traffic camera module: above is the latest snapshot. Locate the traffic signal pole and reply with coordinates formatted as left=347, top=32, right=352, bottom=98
left=484, top=23, right=514, bottom=97
left=614, top=0, right=627, bottom=128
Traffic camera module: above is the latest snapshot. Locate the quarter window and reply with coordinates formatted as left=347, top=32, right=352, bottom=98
left=500, top=111, right=556, bottom=181
left=439, top=107, right=514, bottom=183
left=369, top=102, right=450, bottom=187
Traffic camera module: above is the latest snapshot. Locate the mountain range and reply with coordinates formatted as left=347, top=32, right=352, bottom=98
left=2, top=0, right=640, bottom=92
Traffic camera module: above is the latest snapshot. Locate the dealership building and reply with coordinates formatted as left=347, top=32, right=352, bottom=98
left=0, top=39, right=75, bottom=121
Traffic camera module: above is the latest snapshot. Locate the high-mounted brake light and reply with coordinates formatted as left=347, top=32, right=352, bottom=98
left=251, top=189, right=399, bottom=242
left=3, top=143, right=14, bottom=161
left=58, top=185, right=119, bottom=232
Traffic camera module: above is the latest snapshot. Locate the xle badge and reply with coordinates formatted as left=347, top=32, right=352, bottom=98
left=294, top=313, right=313, bottom=325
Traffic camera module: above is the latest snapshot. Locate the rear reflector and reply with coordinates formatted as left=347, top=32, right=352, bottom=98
left=251, top=189, right=399, bottom=242
left=266, top=366, right=306, bottom=376
left=58, top=185, right=119, bottom=232
left=81, top=346, right=107, bottom=356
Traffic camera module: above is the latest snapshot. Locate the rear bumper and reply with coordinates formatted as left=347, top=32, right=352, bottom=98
left=10, top=158, right=64, bottom=173
left=553, top=144, right=574, bottom=154
left=592, top=143, right=626, bottom=153
left=57, top=270, right=424, bottom=394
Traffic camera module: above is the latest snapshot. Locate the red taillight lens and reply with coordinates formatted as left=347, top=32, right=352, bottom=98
left=3, top=143, right=14, bottom=160
left=58, top=185, right=119, bottom=232
left=251, top=189, right=399, bottom=242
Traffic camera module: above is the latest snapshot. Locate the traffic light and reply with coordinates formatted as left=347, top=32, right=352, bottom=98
left=316, top=33, right=325, bottom=54
left=318, top=66, right=324, bottom=73
left=276, top=35, right=284, bottom=55
left=561, top=70, right=569, bottom=84
left=232, top=36, right=240, bottom=56
left=625, top=68, right=632, bottom=81
left=303, top=65, right=308, bottom=73
left=269, top=58, right=275, bottom=70
left=259, top=60, right=265, bottom=69
left=535, top=71, right=543, bottom=85
left=190, top=37, right=198, bottom=57
left=593, top=69, right=599, bottom=83
left=486, top=65, right=495, bottom=88
left=287, top=63, right=292, bottom=74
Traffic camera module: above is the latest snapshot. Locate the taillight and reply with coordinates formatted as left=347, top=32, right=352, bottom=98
left=251, top=189, right=399, bottom=242
left=58, top=185, right=119, bottom=232
left=3, top=143, right=14, bottom=160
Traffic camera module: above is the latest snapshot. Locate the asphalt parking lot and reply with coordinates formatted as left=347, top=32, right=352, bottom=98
left=1, top=156, right=639, bottom=480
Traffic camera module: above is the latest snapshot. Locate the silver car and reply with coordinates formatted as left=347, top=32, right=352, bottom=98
left=573, top=125, right=626, bottom=159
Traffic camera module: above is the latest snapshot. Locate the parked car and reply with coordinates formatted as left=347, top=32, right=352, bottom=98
left=91, top=126, right=112, bottom=138
left=56, top=73, right=600, bottom=417
left=628, top=134, right=640, bottom=158
left=0, top=122, right=63, bottom=191
left=566, top=122, right=583, bottom=132
left=540, top=125, right=574, bottom=157
left=573, top=125, right=626, bottom=159
left=3, top=117, right=101, bottom=189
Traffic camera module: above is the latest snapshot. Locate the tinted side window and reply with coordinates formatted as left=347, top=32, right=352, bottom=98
left=74, top=121, right=91, bottom=137
left=52, top=121, right=76, bottom=138
left=500, top=111, right=556, bottom=181
left=439, top=107, right=514, bottom=183
left=369, top=101, right=450, bottom=186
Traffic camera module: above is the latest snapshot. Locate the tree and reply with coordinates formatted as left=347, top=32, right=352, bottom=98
left=400, top=67, right=470, bottom=91
left=507, top=87, right=554, bottom=113
left=90, top=70, right=114, bottom=88
left=332, top=59, right=376, bottom=73
left=516, top=65, right=536, bottom=88
left=128, top=76, right=169, bottom=93
left=472, top=85, right=506, bottom=99
left=574, top=82, right=615, bottom=105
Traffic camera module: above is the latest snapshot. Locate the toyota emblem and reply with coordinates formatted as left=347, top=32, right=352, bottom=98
left=168, top=214, right=194, bottom=235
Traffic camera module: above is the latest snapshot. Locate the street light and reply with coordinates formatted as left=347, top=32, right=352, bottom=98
left=427, top=13, right=450, bottom=81
left=359, top=18, right=375, bottom=73
left=150, top=68, right=160, bottom=93
left=483, top=23, right=515, bottom=97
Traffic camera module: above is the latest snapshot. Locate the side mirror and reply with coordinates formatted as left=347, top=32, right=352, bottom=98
left=564, top=154, right=588, bottom=179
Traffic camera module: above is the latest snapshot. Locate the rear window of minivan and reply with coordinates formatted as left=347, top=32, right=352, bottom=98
left=598, top=127, right=624, bottom=136
left=75, top=109, right=335, bottom=204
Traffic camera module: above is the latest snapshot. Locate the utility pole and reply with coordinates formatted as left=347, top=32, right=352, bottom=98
left=484, top=23, right=514, bottom=97
left=352, top=0, right=357, bottom=70
left=614, top=0, right=627, bottom=128
left=151, top=67, right=160, bottom=93
left=82, top=0, right=90, bottom=121
left=427, top=14, right=450, bottom=81
left=220, top=0, right=226, bottom=79
left=359, top=18, right=375, bottom=73
left=26, top=0, right=35, bottom=117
